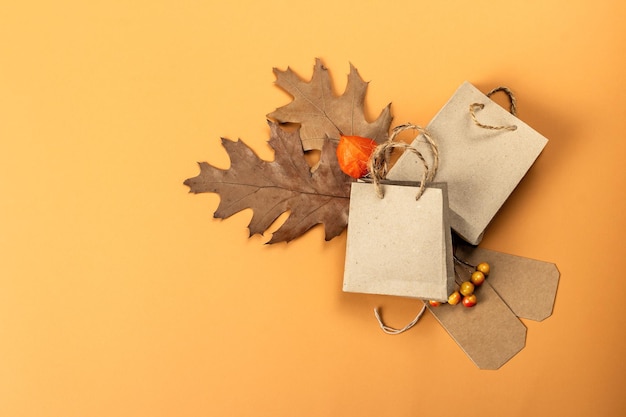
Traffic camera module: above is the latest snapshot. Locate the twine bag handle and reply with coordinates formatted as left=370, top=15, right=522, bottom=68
left=367, top=123, right=439, bottom=201
left=374, top=304, right=427, bottom=335
left=368, top=123, right=439, bottom=334
left=469, top=85, right=518, bottom=131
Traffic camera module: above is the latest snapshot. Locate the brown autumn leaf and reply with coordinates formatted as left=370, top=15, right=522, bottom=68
left=184, top=121, right=352, bottom=244
left=267, top=58, right=393, bottom=151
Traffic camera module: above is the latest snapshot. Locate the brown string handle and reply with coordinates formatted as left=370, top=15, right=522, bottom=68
left=367, top=123, right=439, bottom=200
left=374, top=304, right=427, bottom=335
left=469, top=85, right=518, bottom=131
left=487, top=86, right=517, bottom=116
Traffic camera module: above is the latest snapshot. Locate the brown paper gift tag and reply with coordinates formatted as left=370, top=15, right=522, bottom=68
left=342, top=181, right=455, bottom=302
left=455, top=243, right=560, bottom=321
left=387, top=82, right=548, bottom=244
left=426, top=280, right=527, bottom=370
left=424, top=245, right=558, bottom=369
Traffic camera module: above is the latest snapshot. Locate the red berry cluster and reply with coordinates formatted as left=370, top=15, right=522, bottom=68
left=428, top=262, right=490, bottom=308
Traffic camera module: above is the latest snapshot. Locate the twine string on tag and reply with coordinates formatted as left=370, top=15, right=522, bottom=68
left=469, top=85, right=518, bottom=131
left=374, top=304, right=428, bottom=335
left=367, top=123, right=439, bottom=201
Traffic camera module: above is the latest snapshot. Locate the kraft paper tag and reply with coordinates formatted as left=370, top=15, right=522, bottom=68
left=455, top=243, right=560, bottom=321
left=426, top=280, right=527, bottom=370
left=424, top=244, right=558, bottom=369
left=342, top=181, right=455, bottom=302
left=387, top=81, right=548, bottom=245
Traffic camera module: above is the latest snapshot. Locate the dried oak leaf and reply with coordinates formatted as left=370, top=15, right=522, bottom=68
left=267, top=58, right=393, bottom=151
left=184, top=121, right=352, bottom=244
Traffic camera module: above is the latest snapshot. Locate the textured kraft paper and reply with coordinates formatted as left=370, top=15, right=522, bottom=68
left=425, top=245, right=558, bottom=369
left=455, top=243, right=560, bottom=321
left=387, top=81, right=548, bottom=245
left=426, top=280, right=527, bottom=370
left=342, top=181, right=455, bottom=302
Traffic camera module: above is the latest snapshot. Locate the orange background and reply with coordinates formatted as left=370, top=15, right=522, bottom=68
left=1, top=1, right=625, bottom=416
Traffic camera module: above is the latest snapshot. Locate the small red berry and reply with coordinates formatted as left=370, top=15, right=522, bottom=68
left=470, top=271, right=485, bottom=286
left=459, top=281, right=475, bottom=297
left=462, top=294, right=477, bottom=308
left=476, top=262, right=490, bottom=276
left=447, top=291, right=462, bottom=305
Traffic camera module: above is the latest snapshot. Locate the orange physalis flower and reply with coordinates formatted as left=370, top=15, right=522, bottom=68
left=336, top=135, right=378, bottom=178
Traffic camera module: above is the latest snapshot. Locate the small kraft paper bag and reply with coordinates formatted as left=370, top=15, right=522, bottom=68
left=387, top=82, right=548, bottom=245
left=342, top=124, right=455, bottom=302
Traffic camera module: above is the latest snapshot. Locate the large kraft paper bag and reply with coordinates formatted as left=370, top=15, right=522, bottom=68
left=387, top=82, right=548, bottom=245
